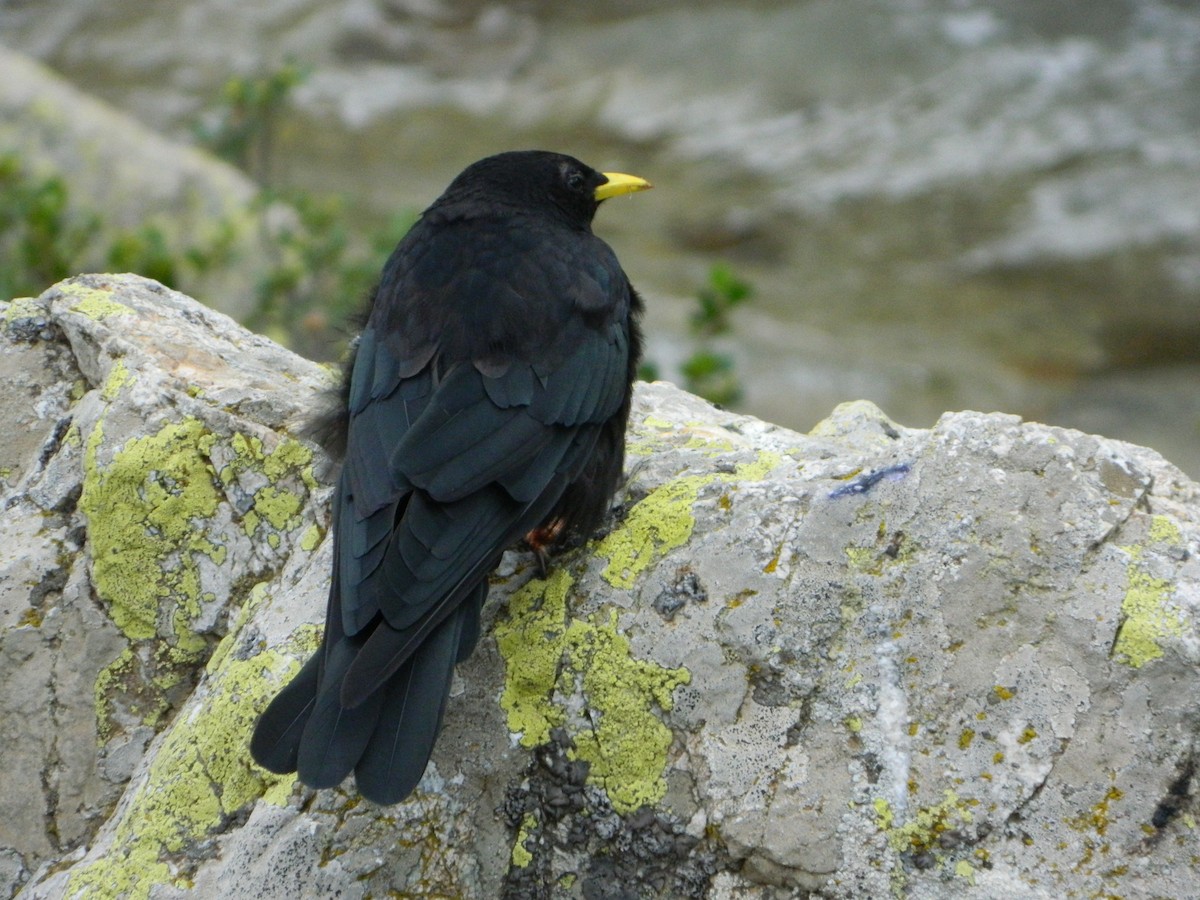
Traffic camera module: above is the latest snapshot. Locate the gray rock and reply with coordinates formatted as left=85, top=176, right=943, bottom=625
left=1, top=274, right=329, bottom=897
left=5, top=274, right=1198, bottom=900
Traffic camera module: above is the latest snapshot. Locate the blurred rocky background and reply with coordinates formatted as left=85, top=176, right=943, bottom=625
left=2, top=0, right=1198, bottom=477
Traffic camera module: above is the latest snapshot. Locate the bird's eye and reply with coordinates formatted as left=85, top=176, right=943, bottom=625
left=565, top=171, right=585, bottom=192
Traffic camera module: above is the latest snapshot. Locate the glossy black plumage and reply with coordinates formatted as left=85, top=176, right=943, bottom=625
left=250, top=151, right=647, bottom=804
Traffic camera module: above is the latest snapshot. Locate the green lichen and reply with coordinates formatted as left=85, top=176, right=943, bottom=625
left=101, top=357, right=132, bottom=401
left=567, top=609, right=690, bottom=813
left=299, top=523, right=322, bottom=552
left=1114, top=567, right=1185, bottom=668
left=877, top=789, right=976, bottom=856
left=94, top=647, right=137, bottom=743
left=597, top=476, right=701, bottom=589
left=63, top=283, right=132, bottom=320
left=845, top=520, right=917, bottom=576
left=511, top=812, right=537, bottom=868
left=242, top=509, right=260, bottom=536
left=225, top=431, right=317, bottom=489
left=640, top=415, right=674, bottom=430
left=80, top=417, right=222, bottom=642
left=495, top=569, right=691, bottom=815
left=222, top=432, right=317, bottom=536
left=682, top=431, right=736, bottom=455
left=205, top=583, right=271, bottom=676
left=3, top=295, right=42, bottom=323
left=845, top=545, right=877, bottom=573
left=94, top=644, right=218, bottom=745
left=79, top=416, right=235, bottom=745
left=252, top=485, right=303, bottom=530
left=598, top=452, right=779, bottom=589
left=1067, top=785, right=1123, bottom=836
left=65, top=633, right=308, bottom=900
left=496, top=569, right=573, bottom=746
left=1148, top=514, right=1182, bottom=547
left=873, top=797, right=894, bottom=829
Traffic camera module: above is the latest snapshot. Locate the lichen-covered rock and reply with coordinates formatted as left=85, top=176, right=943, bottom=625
left=1, top=275, right=328, bottom=896
left=5, top=274, right=1198, bottom=900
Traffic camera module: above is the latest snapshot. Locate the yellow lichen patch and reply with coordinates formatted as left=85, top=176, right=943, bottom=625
left=3, top=296, right=42, bottom=322
left=640, top=415, right=674, bottom=430
left=62, top=283, right=133, bottom=320
left=299, top=523, right=322, bottom=552
left=597, top=476, right=704, bottom=590
left=494, top=570, right=691, bottom=815
left=101, top=358, right=132, bottom=401
left=845, top=527, right=916, bottom=577
left=762, top=541, right=784, bottom=574
left=1114, top=567, right=1185, bottom=668
left=565, top=609, right=691, bottom=813
left=1067, top=785, right=1123, bottom=837
left=80, top=417, right=222, bottom=642
left=495, top=569, right=575, bottom=748
left=598, top=452, right=779, bottom=589
left=79, top=416, right=262, bottom=747
left=511, top=812, right=537, bottom=868
left=222, top=432, right=317, bottom=536
left=94, top=647, right=138, bottom=743
left=873, top=797, right=894, bottom=830
left=65, top=634, right=308, bottom=900
left=1148, top=515, right=1182, bottom=546
left=252, top=485, right=304, bottom=530
left=879, top=790, right=975, bottom=855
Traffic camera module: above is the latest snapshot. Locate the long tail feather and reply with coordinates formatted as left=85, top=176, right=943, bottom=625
left=353, top=603, right=468, bottom=804
left=250, top=651, right=322, bottom=774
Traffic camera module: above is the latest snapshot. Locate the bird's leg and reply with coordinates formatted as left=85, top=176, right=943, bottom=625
left=524, top=517, right=568, bottom=578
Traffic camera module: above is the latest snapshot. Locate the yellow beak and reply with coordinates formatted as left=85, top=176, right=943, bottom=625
left=595, top=171, right=653, bottom=201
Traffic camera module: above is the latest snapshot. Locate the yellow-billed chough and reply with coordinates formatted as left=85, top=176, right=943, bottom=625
left=250, top=150, right=652, bottom=804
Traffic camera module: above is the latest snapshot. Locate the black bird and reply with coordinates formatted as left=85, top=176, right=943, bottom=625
left=250, top=151, right=651, bottom=804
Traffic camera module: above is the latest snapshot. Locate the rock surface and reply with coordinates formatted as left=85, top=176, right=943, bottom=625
left=3, top=274, right=1198, bottom=899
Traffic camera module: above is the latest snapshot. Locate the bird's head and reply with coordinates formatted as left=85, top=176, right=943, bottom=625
left=434, top=150, right=651, bottom=228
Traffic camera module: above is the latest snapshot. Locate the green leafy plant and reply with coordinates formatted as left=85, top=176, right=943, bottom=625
left=194, top=61, right=310, bottom=184
left=681, top=263, right=754, bottom=406
left=0, top=154, right=99, bottom=299
left=681, top=349, right=741, bottom=407
left=0, top=152, right=249, bottom=303
left=106, top=224, right=180, bottom=287
left=690, top=263, right=752, bottom=337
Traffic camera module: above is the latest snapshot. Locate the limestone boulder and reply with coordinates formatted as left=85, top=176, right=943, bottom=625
left=3, top=274, right=1197, bottom=899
